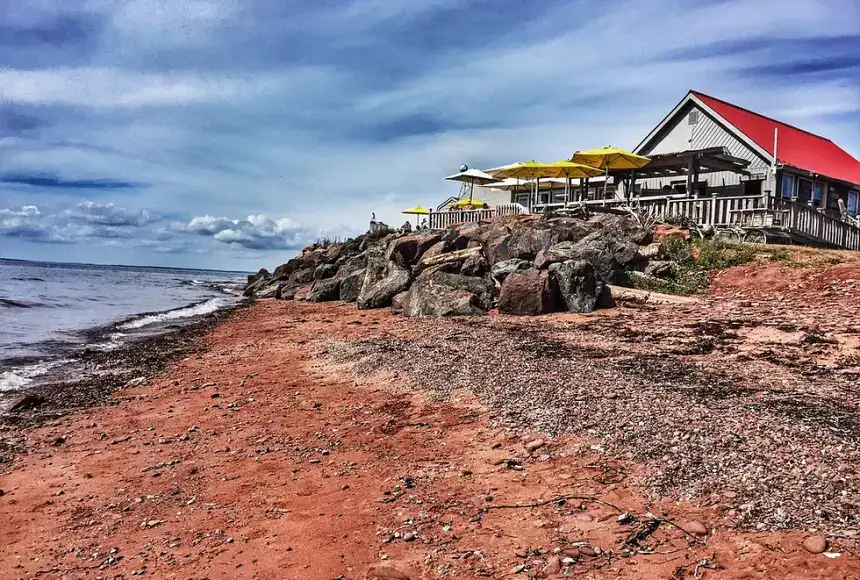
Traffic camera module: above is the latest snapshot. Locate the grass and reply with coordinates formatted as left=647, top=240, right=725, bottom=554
left=628, top=238, right=758, bottom=295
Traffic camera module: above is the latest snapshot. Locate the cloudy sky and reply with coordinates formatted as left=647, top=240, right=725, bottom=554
left=1, top=0, right=858, bottom=270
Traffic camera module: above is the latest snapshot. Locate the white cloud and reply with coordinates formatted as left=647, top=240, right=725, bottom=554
left=188, top=213, right=313, bottom=251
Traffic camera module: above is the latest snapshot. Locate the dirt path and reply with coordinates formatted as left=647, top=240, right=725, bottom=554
left=1, top=301, right=858, bottom=579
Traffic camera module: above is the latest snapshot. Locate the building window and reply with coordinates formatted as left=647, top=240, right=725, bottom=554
left=849, top=191, right=859, bottom=216
left=797, top=178, right=812, bottom=202
left=812, top=182, right=824, bottom=201
left=688, top=110, right=699, bottom=125
left=781, top=174, right=795, bottom=199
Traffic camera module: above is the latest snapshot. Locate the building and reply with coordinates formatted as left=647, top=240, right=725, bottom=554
left=634, top=90, right=860, bottom=219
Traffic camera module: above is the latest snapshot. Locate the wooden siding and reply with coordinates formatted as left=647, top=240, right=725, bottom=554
left=637, top=104, right=770, bottom=193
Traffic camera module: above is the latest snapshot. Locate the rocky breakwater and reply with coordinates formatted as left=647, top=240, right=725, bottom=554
left=245, top=211, right=671, bottom=316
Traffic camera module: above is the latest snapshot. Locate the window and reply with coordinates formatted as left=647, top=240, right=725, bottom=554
left=688, top=110, right=699, bottom=125
left=797, top=178, right=812, bottom=202
left=781, top=174, right=795, bottom=198
left=849, top=191, right=859, bottom=216
left=812, top=182, right=824, bottom=202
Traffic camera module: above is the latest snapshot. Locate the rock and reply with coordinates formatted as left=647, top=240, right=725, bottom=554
left=366, top=566, right=410, bottom=579
left=548, top=218, right=599, bottom=245
left=337, top=251, right=368, bottom=276
left=533, top=244, right=577, bottom=269
left=486, top=234, right=512, bottom=265
left=273, top=259, right=300, bottom=279
left=307, top=277, right=340, bottom=302
left=508, top=227, right=552, bottom=260
left=681, top=520, right=708, bottom=536
left=459, top=252, right=488, bottom=278
left=417, top=247, right=482, bottom=272
left=294, top=284, right=312, bottom=301
left=357, top=269, right=411, bottom=310
left=578, top=546, right=597, bottom=557
left=339, top=268, right=366, bottom=302
left=653, top=223, right=690, bottom=242
left=589, top=213, right=653, bottom=245
left=256, top=280, right=284, bottom=299
left=278, top=284, right=300, bottom=300
left=644, top=260, right=677, bottom=279
left=548, top=260, right=605, bottom=313
left=400, top=271, right=492, bottom=317
left=391, top=291, right=408, bottom=315
left=452, top=222, right=484, bottom=250
left=543, top=555, right=562, bottom=575
left=242, top=274, right=272, bottom=297
left=524, top=439, right=545, bottom=452
left=514, top=549, right=528, bottom=558
left=490, top=259, right=532, bottom=284
left=2, top=394, right=46, bottom=413
left=287, top=267, right=316, bottom=287
left=322, top=242, right=346, bottom=263
left=402, top=532, right=416, bottom=542
left=314, top=263, right=338, bottom=280
left=558, top=229, right=640, bottom=284
left=421, top=241, right=449, bottom=261
left=386, top=233, right=443, bottom=268
left=498, top=269, right=556, bottom=316
left=637, top=242, right=662, bottom=260
left=562, top=547, right=580, bottom=558
left=802, top=535, right=828, bottom=554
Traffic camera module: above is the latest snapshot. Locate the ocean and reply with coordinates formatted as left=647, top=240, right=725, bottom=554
left=0, top=258, right=247, bottom=392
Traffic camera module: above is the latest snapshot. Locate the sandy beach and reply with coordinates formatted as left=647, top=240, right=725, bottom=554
left=2, top=262, right=859, bottom=579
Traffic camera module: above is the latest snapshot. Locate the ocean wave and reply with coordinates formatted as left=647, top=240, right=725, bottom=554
left=0, top=359, right=69, bottom=392
left=11, top=276, right=46, bottom=282
left=117, top=297, right=227, bottom=330
left=0, top=297, right=44, bottom=309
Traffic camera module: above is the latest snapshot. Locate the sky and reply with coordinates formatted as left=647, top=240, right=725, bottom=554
left=1, top=0, right=858, bottom=271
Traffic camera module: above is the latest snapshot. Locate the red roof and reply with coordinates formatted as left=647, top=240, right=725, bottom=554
left=692, top=91, right=860, bottom=187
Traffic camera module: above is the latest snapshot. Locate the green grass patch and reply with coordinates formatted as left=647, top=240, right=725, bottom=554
left=629, top=238, right=758, bottom=295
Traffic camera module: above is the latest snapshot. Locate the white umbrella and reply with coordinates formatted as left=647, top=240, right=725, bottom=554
left=444, top=168, right=497, bottom=202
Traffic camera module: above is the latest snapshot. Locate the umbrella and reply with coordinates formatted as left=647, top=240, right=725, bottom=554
left=570, top=146, right=650, bottom=201
left=401, top=206, right=431, bottom=215
left=484, top=162, right=525, bottom=177
left=444, top=168, right=497, bottom=203
left=546, top=161, right=604, bottom=202
left=493, top=161, right=567, bottom=208
left=449, top=198, right=488, bottom=209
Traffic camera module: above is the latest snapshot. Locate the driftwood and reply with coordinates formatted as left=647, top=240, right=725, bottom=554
left=607, top=285, right=697, bottom=306
left=417, top=247, right=482, bottom=269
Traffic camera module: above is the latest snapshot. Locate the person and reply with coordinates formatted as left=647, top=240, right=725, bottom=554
left=400, top=220, right=412, bottom=233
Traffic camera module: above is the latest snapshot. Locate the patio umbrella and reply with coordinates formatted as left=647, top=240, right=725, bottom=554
left=401, top=206, right=431, bottom=215
left=493, top=161, right=566, bottom=208
left=570, top=146, right=650, bottom=201
left=449, top=198, right=489, bottom=209
left=547, top=160, right=604, bottom=202
left=444, top=168, right=497, bottom=203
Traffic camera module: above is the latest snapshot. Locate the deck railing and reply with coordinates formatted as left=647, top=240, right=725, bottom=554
left=428, top=203, right=526, bottom=229
left=774, top=198, right=860, bottom=250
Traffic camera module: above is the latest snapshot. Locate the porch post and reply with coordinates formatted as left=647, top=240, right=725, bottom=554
left=686, top=156, right=694, bottom=198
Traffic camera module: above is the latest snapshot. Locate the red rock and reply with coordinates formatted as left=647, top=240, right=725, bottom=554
left=579, top=546, right=597, bottom=557
left=514, top=549, right=528, bottom=558
left=543, top=555, right=561, bottom=574
left=525, top=439, right=545, bottom=452
left=366, top=566, right=410, bottom=579
left=682, top=520, right=708, bottom=536
left=802, top=535, right=828, bottom=554
left=562, top=547, right=580, bottom=558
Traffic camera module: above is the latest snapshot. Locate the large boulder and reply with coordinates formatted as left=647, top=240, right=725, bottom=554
left=273, top=259, right=300, bottom=280
left=357, top=268, right=411, bottom=310
left=533, top=241, right=579, bottom=270
left=459, top=251, right=489, bottom=278
left=277, top=284, right=300, bottom=300
left=416, top=247, right=481, bottom=274
left=337, top=251, right=367, bottom=276
left=421, top=241, right=450, bottom=262
left=314, top=263, right=338, bottom=280
left=307, top=277, right=340, bottom=302
left=243, top=273, right=272, bottom=297
left=548, top=260, right=605, bottom=313
left=287, top=267, right=316, bottom=287
left=644, top=260, right=678, bottom=279
left=547, top=219, right=599, bottom=245
left=339, top=268, right=366, bottom=302
left=386, top=233, right=443, bottom=268
left=255, top=280, right=283, bottom=299
left=486, top=234, right=512, bottom=265
left=452, top=222, right=484, bottom=250
left=589, top=213, right=653, bottom=245
left=400, top=271, right=493, bottom=317
left=558, top=230, right=640, bottom=284
left=498, top=269, right=556, bottom=316
left=507, top=227, right=552, bottom=260
left=490, top=258, right=532, bottom=284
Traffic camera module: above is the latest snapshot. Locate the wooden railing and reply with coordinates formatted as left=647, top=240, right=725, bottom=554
left=428, top=204, right=526, bottom=229
left=539, top=194, right=860, bottom=250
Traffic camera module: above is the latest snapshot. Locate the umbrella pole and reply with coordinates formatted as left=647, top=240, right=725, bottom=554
left=603, top=165, right=608, bottom=206
left=469, top=178, right=474, bottom=203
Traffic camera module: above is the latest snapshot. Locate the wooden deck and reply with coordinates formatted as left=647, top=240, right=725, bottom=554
left=429, top=195, right=860, bottom=250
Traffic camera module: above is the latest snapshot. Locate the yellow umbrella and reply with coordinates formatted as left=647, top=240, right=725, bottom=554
left=449, top=198, right=488, bottom=209
left=493, top=161, right=565, bottom=208
left=570, top=146, right=650, bottom=200
left=401, top=206, right=431, bottom=215
left=547, top=161, right=604, bottom=202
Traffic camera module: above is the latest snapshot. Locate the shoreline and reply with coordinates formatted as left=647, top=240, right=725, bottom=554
left=0, top=298, right=857, bottom=579
left=0, top=302, right=246, bottom=463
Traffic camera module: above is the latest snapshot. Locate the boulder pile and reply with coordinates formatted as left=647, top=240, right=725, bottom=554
left=245, top=211, right=674, bottom=316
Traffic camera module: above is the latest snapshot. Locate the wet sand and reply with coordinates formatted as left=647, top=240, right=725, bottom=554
left=1, top=297, right=857, bottom=579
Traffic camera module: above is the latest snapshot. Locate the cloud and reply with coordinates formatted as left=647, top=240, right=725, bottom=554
left=2, top=0, right=859, bottom=270
left=0, top=201, right=157, bottom=244
left=0, top=173, right=141, bottom=189
left=188, top=213, right=313, bottom=250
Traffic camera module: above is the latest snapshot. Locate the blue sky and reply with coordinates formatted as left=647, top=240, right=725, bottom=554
left=1, top=0, right=858, bottom=270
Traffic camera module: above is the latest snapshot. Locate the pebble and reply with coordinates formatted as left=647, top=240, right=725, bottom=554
left=802, top=535, right=828, bottom=554
left=402, top=532, right=416, bottom=542
left=543, top=555, right=561, bottom=574
left=514, top=549, right=528, bottom=558
left=525, top=439, right=545, bottom=452
left=579, top=546, right=598, bottom=557
left=561, top=557, right=576, bottom=565
left=511, top=564, right=526, bottom=574
left=562, top=547, right=580, bottom=558
left=366, top=566, right=410, bottom=579
left=682, top=520, right=708, bottom=536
